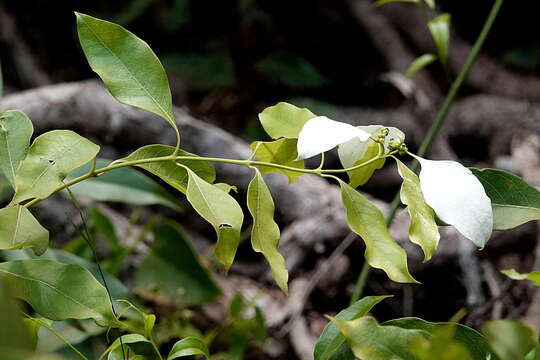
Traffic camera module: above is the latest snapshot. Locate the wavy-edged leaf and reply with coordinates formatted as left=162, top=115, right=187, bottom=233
left=482, top=320, right=537, bottom=360
left=0, top=111, right=33, bottom=188
left=250, top=138, right=304, bottom=183
left=0, top=205, right=48, bottom=255
left=76, top=13, right=179, bottom=142
left=297, top=117, right=371, bottom=160
left=386, top=318, right=495, bottom=360
left=69, top=159, right=180, bottom=210
left=13, top=130, right=100, bottom=204
left=122, top=144, right=215, bottom=194
left=314, top=295, right=391, bottom=360
left=134, top=221, right=221, bottom=306
left=247, top=169, right=288, bottom=292
left=333, top=316, right=428, bottom=360
left=339, top=180, right=417, bottom=283
left=405, top=54, right=437, bottom=77
left=428, top=13, right=451, bottom=65
left=0, top=259, right=116, bottom=327
left=167, top=337, right=210, bottom=360
left=470, top=168, right=540, bottom=230
left=395, top=159, right=439, bottom=262
left=416, top=157, right=492, bottom=248
left=501, top=269, right=540, bottom=286
left=184, top=167, right=243, bottom=270
left=258, top=102, right=317, bottom=139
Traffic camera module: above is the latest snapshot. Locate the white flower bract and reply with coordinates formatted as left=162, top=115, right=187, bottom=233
left=417, top=157, right=493, bottom=248
left=296, top=116, right=371, bottom=160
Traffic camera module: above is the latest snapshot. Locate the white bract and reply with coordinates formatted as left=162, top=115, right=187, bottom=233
left=296, top=116, right=371, bottom=160
left=416, top=157, right=493, bottom=248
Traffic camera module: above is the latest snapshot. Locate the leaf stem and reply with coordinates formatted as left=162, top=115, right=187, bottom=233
left=23, top=150, right=391, bottom=208
left=350, top=0, right=505, bottom=303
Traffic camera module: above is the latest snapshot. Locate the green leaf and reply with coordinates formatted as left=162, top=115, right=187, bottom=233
left=373, top=0, right=418, bottom=7
left=0, top=280, right=34, bottom=352
left=0, top=111, right=33, bottom=189
left=423, top=0, right=436, bottom=9
left=314, top=296, right=391, bottom=360
left=12, top=130, right=100, bottom=204
left=385, top=318, right=495, bottom=360
left=167, top=337, right=210, bottom=360
left=76, top=13, right=179, bottom=144
left=0, top=171, right=13, bottom=203
left=184, top=167, right=244, bottom=271
left=501, top=269, right=540, bottom=286
left=333, top=316, right=428, bottom=360
left=122, top=145, right=216, bottom=194
left=250, top=139, right=304, bottom=183
left=470, top=168, right=540, bottom=230
left=134, top=221, right=221, bottom=306
left=69, top=159, right=181, bottom=210
left=0, top=205, right=48, bottom=255
left=0, top=259, right=116, bottom=327
left=338, top=136, right=385, bottom=188
left=247, top=169, right=288, bottom=292
left=405, top=54, right=438, bottom=77
left=482, top=320, right=537, bottom=360
left=409, top=324, right=473, bottom=360
left=258, top=102, right=317, bottom=139
left=339, top=180, right=417, bottom=283
left=396, top=159, right=439, bottom=262
left=101, top=334, right=155, bottom=360
left=428, top=13, right=451, bottom=65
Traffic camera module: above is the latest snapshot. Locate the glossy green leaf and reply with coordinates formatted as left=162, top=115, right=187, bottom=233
left=167, top=337, right=210, bottom=360
left=101, top=334, right=155, bottom=360
left=76, top=13, right=179, bottom=144
left=258, top=102, right=317, bottom=139
left=184, top=167, right=244, bottom=270
left=385, top=318, right=495, bottom=360
left=501, top=269, right=540, bottom=286
left=405, top=54, right=437, bottom=77
left=0, top=110, right=33, bottom=188
left=0, top=259, right=116, bottom=327
left=0, top=280, right=34, bottom=352
left=483, top=320, right=537, bottom=360
left=373, top=0, right=418, bottom=7
left=13, top=130, right=100, bottom=204
left=3, top=248, right=132, bottom=302
left=134, top=221, right=221, bottom=306
left=396, top=159, right=439, bottom=262
left=122, top=144, right=215, bottom=194
left=314, top=296, right=391, bottom=360
left=428, top=13, right=451, bottom=65
left=250, top=138, right=304, bottom=183
left=0, top=205, right=48, bottom=255
left=471, top=168, right=540, bottom=230
left=333, top=316, right=428, bottom=360
left=247, top=169, right=288, bottom=292
left=338, top=136, right=384, bottom=188
left=339, top=180, right=417, bottom=283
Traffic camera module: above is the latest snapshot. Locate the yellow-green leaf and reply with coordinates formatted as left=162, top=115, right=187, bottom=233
left=258, top=102, right=317, bottom=139
left=482, top=320, right=537, bottom=360
left=405, top=54, right=437, bottom=77
left=338, top=136, right=384, bottom=188
left=0, top=111, right=33, bottom=189
left=122, top=144, right=216, bottom=194
left=339, top=180, right=417, bottom=283
left=76, top=13, right=179, bottom=145
left=247, top=169, right=288, bottom=292
left=0, top=205, right=48, bottom=255
left=373, top=0, right=418, bottom=7
left=501, top=269, right=540, bottom=287
left=184, top=167, right=243, bottom=271
left=428, top=13, right=451, bottom=65
left=13, top=130, right=100, bottom=204
left=250, top=139, right=304, bottom=183
left=396, top=159, right=439, bottom=262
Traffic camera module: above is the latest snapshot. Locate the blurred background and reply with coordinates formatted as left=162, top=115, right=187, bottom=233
left=1, top=1, right=540, bottom=359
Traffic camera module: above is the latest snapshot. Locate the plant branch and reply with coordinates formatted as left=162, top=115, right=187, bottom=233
left=350, top=0, right=505, bottom=303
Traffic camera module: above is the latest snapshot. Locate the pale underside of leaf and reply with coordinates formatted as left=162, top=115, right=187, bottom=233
left=0, top=110, right=33, bottom=189
left=0, top=205, right=48, bottom=255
